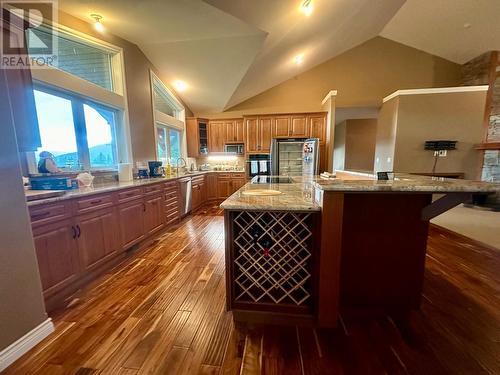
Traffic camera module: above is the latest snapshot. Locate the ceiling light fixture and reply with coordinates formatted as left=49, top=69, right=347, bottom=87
left=173, top=80, right=188, bottom=92
left=300, top=0, right=313, bottom=16
left=294, top=54, right=304, bottom=65
left=90, top=14, right=104, bottom=32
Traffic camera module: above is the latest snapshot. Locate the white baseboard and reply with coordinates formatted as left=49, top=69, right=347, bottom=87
left=0, top=318, right=54, bottom=372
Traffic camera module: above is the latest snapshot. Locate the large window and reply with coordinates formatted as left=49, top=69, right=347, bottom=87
left=27, top=27, right=117, bottom=92
left=33, top=87, right=118, bottom=170
left=150, top=72, right=185, bottom=163
left=156, top=124, right=181, bottom=164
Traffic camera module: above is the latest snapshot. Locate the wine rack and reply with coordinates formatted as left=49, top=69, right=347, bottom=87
left=231, top=211, right=314, bottom=309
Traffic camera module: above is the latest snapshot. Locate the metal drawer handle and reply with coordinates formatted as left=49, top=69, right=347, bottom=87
left=76, top=225, right=81, bottom=238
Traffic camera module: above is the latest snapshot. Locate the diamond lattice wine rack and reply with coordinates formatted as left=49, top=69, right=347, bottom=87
left=227, top=210, right=317, bottom=314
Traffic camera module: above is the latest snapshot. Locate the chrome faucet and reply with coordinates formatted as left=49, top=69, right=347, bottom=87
left=176, top=157, right=187, bottom=176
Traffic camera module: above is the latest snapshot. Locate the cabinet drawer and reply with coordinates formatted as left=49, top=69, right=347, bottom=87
left=29, top=202, right=70, bottom=227
left=165, top=199, right=179, bottom=212
left=144, top=183, right=163, bottom=196
left=165, top=189, right=179, bottom=201
left=217, top=173, right=231, bottom=179
left=192, top=176, right=205, bottom=185
left=118, top=188, right=143, bottom=203
left=165, top=195, right=178, bottom=207
left=75, top=193, right=114, bottom=214
left=165, top=210, right=179, bottom=225
left=164, top=181, right=178, bottom=192
left=230, top=173, right=246, bottom=179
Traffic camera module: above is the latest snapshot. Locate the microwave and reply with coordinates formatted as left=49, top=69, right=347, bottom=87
left=224, top=143, right=244, bottom=155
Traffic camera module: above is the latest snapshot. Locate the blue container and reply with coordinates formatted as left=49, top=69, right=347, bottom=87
left=30, top=177, right=79, bottom=190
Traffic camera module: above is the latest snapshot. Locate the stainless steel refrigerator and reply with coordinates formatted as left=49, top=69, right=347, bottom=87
left=271, top=138, right=319, bottom=176
left=302, top=138, right=320, bottom=177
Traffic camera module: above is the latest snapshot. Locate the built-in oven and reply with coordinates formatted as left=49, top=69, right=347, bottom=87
left=224, top=143, right=244, bottom=155
left=246, top=154, right=271, bottom=179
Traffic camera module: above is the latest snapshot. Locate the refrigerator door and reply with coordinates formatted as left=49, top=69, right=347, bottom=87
left=271, top=138, right=306, bottom=176
left=302, top=138, right=320, bottom=177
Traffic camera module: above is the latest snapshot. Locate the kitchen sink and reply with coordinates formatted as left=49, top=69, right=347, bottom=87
left=241, top=189, right=283, bottom=196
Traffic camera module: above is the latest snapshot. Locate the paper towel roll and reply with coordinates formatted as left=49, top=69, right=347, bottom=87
left=118, top=163, right=133, bottom=182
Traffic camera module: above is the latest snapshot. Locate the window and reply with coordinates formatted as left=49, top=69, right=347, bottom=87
left=27, top=27, right=116, bottom=92
left=33, top=87, right=119, bottom=170
left=156, top=124, right=182, bottom=164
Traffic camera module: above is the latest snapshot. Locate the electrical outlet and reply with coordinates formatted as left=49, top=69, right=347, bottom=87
left=438, top=150, right=447, bottom=157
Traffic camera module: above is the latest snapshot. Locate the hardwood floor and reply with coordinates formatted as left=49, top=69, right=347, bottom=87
left=4, top=205, right=500, bottom=374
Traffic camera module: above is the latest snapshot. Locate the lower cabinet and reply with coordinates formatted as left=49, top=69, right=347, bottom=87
left=217, top=179, right=232, bottom=199
left=207, top=173, right=218, bottom=200
left=118, top=199, right=145, bottom=249
left=77, top=207, right=121, bottom=271
left=218, top=173, right=247, bottom=199
left=192, top=176, right=207, bottom=210
left=144, top=194, right=165, bottom=235
left=32, top=219, right=80, bottom=297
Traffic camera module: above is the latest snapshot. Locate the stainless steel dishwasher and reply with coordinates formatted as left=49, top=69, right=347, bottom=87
left=178, top=177, right=192, bottom=216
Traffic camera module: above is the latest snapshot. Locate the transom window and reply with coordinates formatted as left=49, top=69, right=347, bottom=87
left=33, top=87, right=118, bottom=170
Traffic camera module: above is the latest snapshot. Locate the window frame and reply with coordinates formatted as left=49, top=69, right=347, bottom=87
left=155, top=123, right=183, bottom=164
left=31, top=84, right=121, bottom=172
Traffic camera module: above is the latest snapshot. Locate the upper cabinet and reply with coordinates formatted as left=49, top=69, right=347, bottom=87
left=309, top=114, right=327, bottom=144
left=245, top=116, right=272, bottom=153
left=186, top=118, right=209, bottom=157
left=290, top=115, right=308, bottom=138
left=208, top=120, right=225, bottom=152
left=272, top=116, right=291, bottom=138
left=259, top=117, right=272, bottom=153
left=225, top=119, right=244, bottom=143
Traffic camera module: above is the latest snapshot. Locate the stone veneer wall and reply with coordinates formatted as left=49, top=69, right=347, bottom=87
left=462, top=52, right=500, bottom=183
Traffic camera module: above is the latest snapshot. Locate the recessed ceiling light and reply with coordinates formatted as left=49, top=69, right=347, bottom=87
left=300, top=0, right=313, bottom=16
left=294, top=54, right=304, bottom=65
left=173, top=80, right=188, bottom=92
left=90, top=14, right=104, bottom=32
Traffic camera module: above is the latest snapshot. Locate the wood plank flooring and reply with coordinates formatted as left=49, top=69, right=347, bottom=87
left=3, top=205, right=500, bottom=374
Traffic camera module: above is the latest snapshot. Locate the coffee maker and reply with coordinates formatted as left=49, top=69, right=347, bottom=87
left=148, top=161, right=164, bottom=177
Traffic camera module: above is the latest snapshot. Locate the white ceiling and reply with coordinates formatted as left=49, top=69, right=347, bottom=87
left=59, top=0, right=500, bottom=114
left=381, top=0, right=500, bottom=64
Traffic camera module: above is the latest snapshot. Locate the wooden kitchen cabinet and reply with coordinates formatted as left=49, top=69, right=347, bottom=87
left=217, top=178, right=232, bottom=199
left=309, top=114, right=327, bottom=143
left=208, top=121, right=225, bottom=152
left=244, top=117, right=259, bottom=153
left=290, top=115, right=308, bottom=137
left=32, top=219, right=80, bottom=297
left=192, top=175, right=206, bottom=210
left=225, top=119, right=244, bottom=143
left=77, top=207, right=121, bottom=272
left=259, top=117, right=272, bottom=153
left=272, top=116, right=291, bottom=138
left=231, top=174, right=246, bottom=192
left=144, top=194, right=165, bottom=236
left=186, top=118, right=209, bottom=157
left=207, top=173, right=218, bottom=200
left=118, top=199, right=145, bottom=249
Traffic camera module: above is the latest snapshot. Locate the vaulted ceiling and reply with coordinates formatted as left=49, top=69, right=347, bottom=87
left=59, top=0, right=500, bottom=115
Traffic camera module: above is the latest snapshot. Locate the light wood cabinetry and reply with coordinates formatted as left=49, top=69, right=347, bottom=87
left=290, top=115, right=309, bottom=137
left=245, top=117, right=272, bottom=153
left=186, top=118, right=209, bottom=157
left=207, top=174, right=218, bottom=200
left=225, top=119, right=244, bottom=143
left=143, top=194, right=165, bottom=236
left=272, top=116, right=291, bottom=138
left=217, top=173, right=246, bottom=199
left=192, top=175, right=207, bottom=210
left=32, top=219, right=80, bottom=297
left=309, top=114, right=327, bottom=143
left=259, top=117, right=272, bottom=153
left=244, top=117, right=259, bottom=153
left=208, top=120, right=225, bottom=152
left=164, top=181, right=181, bottom=225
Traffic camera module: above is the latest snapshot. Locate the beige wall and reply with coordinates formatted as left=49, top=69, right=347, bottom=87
left=197, top=37, right=461, bottom=119
left=394, top=92, right=486, bottom=179
left=375, top=91, right=486, bottom=179
left=0, top=70, right=48, bottom=353
left=56, top=12, right=193, bottom=163
left=374, top=98, right=399, bottom=173
left=344, top=119, right=377, bottom=172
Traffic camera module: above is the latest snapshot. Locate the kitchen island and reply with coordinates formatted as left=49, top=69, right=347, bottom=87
left=220, top=172, right=499, bottom=327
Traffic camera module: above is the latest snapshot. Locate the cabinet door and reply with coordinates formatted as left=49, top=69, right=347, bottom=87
left=259, top=117, right=273, bottom=153
left=217, top=179, right=231, bottom=199
left=272, top=116, right=290, bottom=138
left=118, top=201, right=145, bottom=249
left=225, top=120, right=235, bottom=143
left=144, top=195, right=165, bottom=235
left=245, top=118, right=259, bottom=153
left=319, top=143, right=327, bottom=173
left=77, top=208, right=121, bottom=271
left=32, top=219, right=79, bottom=296
left=234, top=119, right=244, bottom=143
left=207, top=174, right=218, bottom=200
left=208, top=121, right=225, bottom=152
left=290, top=116, right=308, bottom=137
left=309, top=114, right=327, bottom=143
left=186, top=118, right=200, bottom=157
left=232, top=178, right=246, bottom=193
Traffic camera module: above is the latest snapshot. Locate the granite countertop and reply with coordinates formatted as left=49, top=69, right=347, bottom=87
left=219, top=181, right=321, bottom=212
left=313, top=172, right=500, bottom=193
left=26, top=170, right=245, bottom=207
